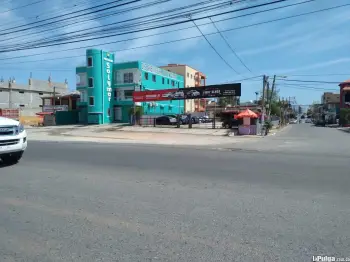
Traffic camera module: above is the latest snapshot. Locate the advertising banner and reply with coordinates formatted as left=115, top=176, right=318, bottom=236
left=133, top=83, right=241, bottom=102
left=133, top=88, right=179, bottom=102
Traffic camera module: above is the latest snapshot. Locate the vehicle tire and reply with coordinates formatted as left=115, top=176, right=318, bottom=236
left=1, top=151, right=23, bottom=164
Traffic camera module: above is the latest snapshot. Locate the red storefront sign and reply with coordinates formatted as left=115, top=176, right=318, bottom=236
left=133, top=89, right=178, bottom=102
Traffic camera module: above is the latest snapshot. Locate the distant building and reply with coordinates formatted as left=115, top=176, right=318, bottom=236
left=321, top=92, right=340, bottom=104
left=76, top=49, right=184, bottom=124
left=0, top=77, right=68, bottom=116
left=339, top=79, right=350, bottom=109
left=159, top=64, right=206, bottom=112
left=321, top=92, right=340, bottom=124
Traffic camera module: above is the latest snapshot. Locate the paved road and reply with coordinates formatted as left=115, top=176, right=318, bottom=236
left=1, top=124, right=349, bottom=261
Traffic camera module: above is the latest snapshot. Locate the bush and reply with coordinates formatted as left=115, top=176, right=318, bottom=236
left=264, top=120, right=273, bottom=130
left=339, top=108, right=350, bottom=126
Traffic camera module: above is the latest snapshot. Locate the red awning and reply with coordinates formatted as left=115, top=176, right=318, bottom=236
left=236, top=109, right=258, bottom=119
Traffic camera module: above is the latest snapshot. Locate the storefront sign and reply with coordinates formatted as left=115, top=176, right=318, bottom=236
left=43, top=105, right=68, bottom=112
left=141, top=62, right=178, bottom=80
left=106, top=61, right=112, bottom=101
left=133, top=83, right=241, bottom=102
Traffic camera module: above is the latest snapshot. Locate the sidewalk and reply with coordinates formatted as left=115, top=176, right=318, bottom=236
left=338, top=127, right=350, bottom=133
left=27, top=126, right=262, bottom=146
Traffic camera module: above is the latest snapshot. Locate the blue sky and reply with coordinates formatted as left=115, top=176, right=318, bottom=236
left=0, top=0, right=349, bottom=107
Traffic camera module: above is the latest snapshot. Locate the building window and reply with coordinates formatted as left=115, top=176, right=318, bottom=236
left=171, top=80, right=174, bottom=87
left=177, top=82, right=179, bottom=88
left=87, top=57, right=93, bottom=67
left=18, top=91, right=24, bottom=94
left=162, top=77, right=165, bottom=84
left=187, top=73, right=189, bottom=77
left=89, top=96, right=94, bottom=106
left=152, top=75, right=156, bottom=82
left=88, top=77, right=94, bottom=88
left=167, top=79, right=169, bottom=84
left=114, top=89, right=118, bottom=100
left=144, top=72, right=149, bottom=80
left=345, top=93, right=350, bottom=103
left=39, top=92, right=43, bottom=95
left=124, top=90, right=133, bottom=99
left=123, top=72, right=133, bottom=83
left=191, top=74, right=193, bottom=79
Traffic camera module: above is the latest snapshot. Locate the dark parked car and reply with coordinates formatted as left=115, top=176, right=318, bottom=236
left=155, top=116, right=177, bottom=125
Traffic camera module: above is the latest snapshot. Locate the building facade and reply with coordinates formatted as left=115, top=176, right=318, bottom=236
left=76, top=49, right=184, bottom=124
left=320, top=92, right=340, bottom=124
left=0, top=77, right=68, bottom=116
left=159, top=64, right=206, bottom=113
left=339, top=79, right=350, bottom=109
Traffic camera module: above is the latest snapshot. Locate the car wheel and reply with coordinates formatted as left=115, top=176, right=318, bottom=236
left=1, top=151, right=23, bottom=165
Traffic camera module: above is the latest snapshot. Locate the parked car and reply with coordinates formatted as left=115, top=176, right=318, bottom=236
left=155, top=116, right=177, bottom=125
left=289, top=119, right=298, bottom=124
left=0, top=116, right=27, bottom=165
left=199, top=115, right=211, bottom=123
left=162, top=92, right=174, bottom=98
left=186, top=90, right=201, bottom=98
left=172, top=91, right=184, bottom=98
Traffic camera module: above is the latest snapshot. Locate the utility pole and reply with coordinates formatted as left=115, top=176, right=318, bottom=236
left=267, top=75, right=276, bottom=118
left=8, top=78, right=12, bottom=109
left=261, top=75, right=268, bottom=135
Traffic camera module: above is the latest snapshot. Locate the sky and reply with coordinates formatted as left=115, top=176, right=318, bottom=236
left=0, top=0, right=349, bottom=107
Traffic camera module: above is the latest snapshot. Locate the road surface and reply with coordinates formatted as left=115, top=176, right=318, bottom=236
left=1, top=124, right=349, bottom=261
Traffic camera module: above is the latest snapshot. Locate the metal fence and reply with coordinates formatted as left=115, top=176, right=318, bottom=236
left=137, top=116, right=227, bottom=129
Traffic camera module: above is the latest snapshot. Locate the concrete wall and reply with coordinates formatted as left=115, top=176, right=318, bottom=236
left=0, top=79, right=68, bottom=116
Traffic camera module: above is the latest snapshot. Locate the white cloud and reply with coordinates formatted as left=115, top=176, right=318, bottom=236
left=267, top=58, right=350, bottom=75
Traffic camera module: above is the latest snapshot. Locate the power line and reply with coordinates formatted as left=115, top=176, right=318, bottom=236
left=0, top=0, right=140, bottom=35
left=287, top=73, right=350, bottom=77
left=278, top=79, right=344, bottom=84
left=190, top=17, right=240, bottom=74
left=0, top=0, right=234, bottom=51
left=0, top=0, right=171, bottom=45
left=0, top=1, right=344, bottom=64
left=0, top=0, right=47, bottom=15
left=280, top=83, right=339, bottom=91
left=0, top=0, right=299, bottom=60
left=209, top=17, right=253, bottom=73
left=0, top=0, right=303, bottom=53
left=1, top=0, right=229, bottom=49
left=0, top=0, right=108, bottom=28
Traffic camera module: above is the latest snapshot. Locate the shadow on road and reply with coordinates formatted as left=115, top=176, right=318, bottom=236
left=0, top=160, right=17, bottom=168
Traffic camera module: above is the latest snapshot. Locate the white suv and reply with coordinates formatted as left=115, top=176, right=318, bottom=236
left=0, top=117, right=27, bottom=164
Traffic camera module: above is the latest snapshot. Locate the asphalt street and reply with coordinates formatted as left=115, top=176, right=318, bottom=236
left=1, top=124, right=349, bottom=261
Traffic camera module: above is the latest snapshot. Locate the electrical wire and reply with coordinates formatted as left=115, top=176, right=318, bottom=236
left=209, top=17, right=253, bottom=73
left=278, top=79, right=345, bottom=84
left=0, top=0, right=171, bottom=44
left=0, top=0, right=245, bottom=50
left=0, top=0, right=313, bottom=61
left=0, top=0, right=293, bottom=53
left=190, top=17, right=240, bottom=74
left=2, top=0, right=230, bottom=49
left=0, top=0, right=47, bottom=15
left=0, top=0, right=138, bottom=34
left=0, top=0, right=108, bottom=28
left=0, top=1, right=345, bottom=65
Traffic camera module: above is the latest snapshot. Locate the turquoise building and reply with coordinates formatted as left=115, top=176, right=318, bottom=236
left=76, top=49, right=184, bottom=124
